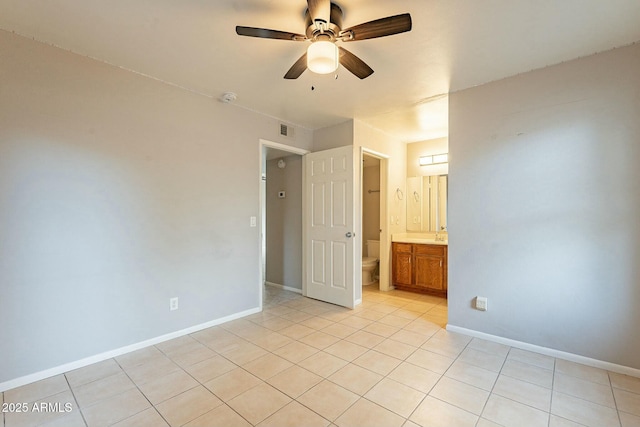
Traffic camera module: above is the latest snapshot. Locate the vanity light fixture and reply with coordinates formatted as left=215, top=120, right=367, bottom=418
left=419, top=156, right=433, bottom=166
left=419, top=153, right=448, bottom=166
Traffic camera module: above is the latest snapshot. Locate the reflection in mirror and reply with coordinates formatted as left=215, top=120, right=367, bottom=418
left=435, top=175, right=447, bottom=232
left=406, top=175, right=447, bottom=232
left=406, top=177, right=422, bottom=232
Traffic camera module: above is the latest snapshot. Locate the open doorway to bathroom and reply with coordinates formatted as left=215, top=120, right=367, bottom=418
left=359, top=148, right=391, bottom=298
left=362, top=153, right=381, bottom=292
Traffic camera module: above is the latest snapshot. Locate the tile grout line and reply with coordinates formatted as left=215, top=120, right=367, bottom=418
left=475, top=344, right=510, bottom=426
left=292, top=388, right=355, bottom=426
left=111, top=356, right=173, bottom=427
left=306, top=290, right=450, bottom=424
left=62, top=374, right=88, bottom=427
left=183, top=333, right=290, bottom=426
left=607, top=371, right=624, bottom=427
left=485, top=350, right=557, bottom=426
left=504, top=352, right=618, bottom=427
left=266, top=290, right=426, bottom=426
left=549, top=356, right=557, bottom=427
left=189, top=311, right=368, bottom=427
left=401, top=336, right=451, bottom=425
left=152, top=339, right=236, bottom=426
left=450, top=337, right=562, bottom=426
left=367, top=290, right=449, bottom=424
left=420, top=333, right=482, bottom=423
left=368, top=291, right=460, bottom=423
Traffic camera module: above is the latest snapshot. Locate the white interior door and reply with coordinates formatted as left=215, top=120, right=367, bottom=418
left=303, top=146, right=355, bottom=308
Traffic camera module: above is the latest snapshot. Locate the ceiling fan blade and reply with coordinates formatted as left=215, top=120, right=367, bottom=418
left=284, top=52, right=308, bottom=79
left=338, top=47, right=373, bottom=79
left=341, top=13, right=412, bottom=41
left=236, top=26, right=306, bottom=41
left=307, top=0, right=331, bottom=24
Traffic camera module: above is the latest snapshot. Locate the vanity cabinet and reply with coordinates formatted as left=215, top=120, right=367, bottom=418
left=392, top=243, right=413, bottom=287
left=392, top=242, right=447, bottom=296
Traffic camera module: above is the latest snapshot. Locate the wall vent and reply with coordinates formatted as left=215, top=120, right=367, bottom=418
left=279, top=123, right=294, bottom=138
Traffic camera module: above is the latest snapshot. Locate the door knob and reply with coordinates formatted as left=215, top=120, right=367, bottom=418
left=345, top=232, right=355, bottom=238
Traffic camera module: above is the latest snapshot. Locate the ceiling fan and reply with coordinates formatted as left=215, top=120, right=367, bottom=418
left=235, top=0, right=412, bottom=80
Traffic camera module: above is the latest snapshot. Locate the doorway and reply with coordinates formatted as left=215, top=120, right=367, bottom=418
left=359, top=148, right=390, bottom=298
left=259, top=140, right=309, bottom=308
left=361, top=153, right=381, bottom=290
left=259, top=141, right=391, bottom=309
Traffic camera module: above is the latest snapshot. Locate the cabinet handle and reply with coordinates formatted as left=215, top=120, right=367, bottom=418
left=440, top=259, right=443, bottom=267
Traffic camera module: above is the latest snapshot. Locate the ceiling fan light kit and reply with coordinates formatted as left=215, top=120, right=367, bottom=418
left=307, top=40, right=339, bottom=74
left=235, top=0, right=412, bottom=80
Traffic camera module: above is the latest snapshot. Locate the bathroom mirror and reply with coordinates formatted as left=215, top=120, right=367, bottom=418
left=406, top=175, right=448, bottom=232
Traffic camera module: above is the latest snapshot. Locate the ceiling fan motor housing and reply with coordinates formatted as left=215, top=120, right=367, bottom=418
left=305, top=3, right=343, bottom=41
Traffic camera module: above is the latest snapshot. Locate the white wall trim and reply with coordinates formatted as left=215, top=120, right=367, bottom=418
left=265, top=281, right=303, bottom=294
left=446, top=324, right=640, bottom=378
left=361, top=147, right=390, bottom=161
left=0, top=306, right=261, bottom=393
left=259, top=139, right=310, bottom=157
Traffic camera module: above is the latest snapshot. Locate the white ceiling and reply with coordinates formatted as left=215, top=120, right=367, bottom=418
left=2, top=0, right=640, bottom=142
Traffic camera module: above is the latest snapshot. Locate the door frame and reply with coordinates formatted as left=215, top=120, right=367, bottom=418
left=257, top=141, right=392, bottom=309
left=258, top=139, right=309, bottom=310
left=359, top=147, right=391, bottom=294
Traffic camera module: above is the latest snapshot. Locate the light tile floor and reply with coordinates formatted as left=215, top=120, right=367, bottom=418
left=3, top=285, right=640, bottom=427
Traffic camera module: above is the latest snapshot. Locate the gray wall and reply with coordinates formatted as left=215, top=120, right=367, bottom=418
left=0, top=30, right=312, bottom=385
left=448, top=43, right=640, bottom=369
left=265, top=155, right=303, bottom=290
left=313, top=120, right=354, bottom=152
left=362, top=164, right=381, bottom=249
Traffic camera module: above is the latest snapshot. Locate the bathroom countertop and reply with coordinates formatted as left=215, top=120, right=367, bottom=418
left=391, top=233, right=448, bottom=245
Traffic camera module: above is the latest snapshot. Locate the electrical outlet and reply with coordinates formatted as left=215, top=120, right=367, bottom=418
left=475, top=296, right=488, bottom=311
left=170, top=297, right=179, bottom=311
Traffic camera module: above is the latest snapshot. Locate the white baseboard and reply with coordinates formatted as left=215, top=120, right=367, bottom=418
left=265, top=281, right=302, bottom=294
left=0, top=306, right=261, bottom=393
left=446, top=324, right=640, bottom=378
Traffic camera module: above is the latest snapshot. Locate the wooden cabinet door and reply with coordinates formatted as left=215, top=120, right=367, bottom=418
left=392, top=243, right=413, bottom=286
left=393, top=242, right=447, bottom=295
left=415, top=254, right=444, bottom=291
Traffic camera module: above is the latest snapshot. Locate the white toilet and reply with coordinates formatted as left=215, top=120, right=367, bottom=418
left=362, top=240, right=380, bottom=286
